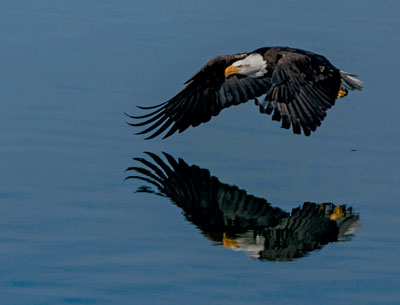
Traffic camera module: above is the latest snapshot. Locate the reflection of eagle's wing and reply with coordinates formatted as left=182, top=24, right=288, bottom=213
left=261, top=202, right=360, bottom=261
left=126, top=152, right=287, bottom=239
left=127, top=153, right=360, bottom=261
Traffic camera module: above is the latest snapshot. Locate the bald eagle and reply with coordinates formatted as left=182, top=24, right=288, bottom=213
left=127, top=47, right=363, bottom=139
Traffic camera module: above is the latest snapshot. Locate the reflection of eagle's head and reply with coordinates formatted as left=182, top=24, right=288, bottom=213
left=127, top=152, right=360, bottom=261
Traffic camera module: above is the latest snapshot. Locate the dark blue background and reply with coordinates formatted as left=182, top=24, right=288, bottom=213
left=1, top=1, right=399, bottom=304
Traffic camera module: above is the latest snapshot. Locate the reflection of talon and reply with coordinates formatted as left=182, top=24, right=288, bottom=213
left=330, top=206, right=345, bottom=220
left=338, top=88, right=348, bottom=98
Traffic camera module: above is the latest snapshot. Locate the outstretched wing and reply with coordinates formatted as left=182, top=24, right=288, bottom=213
left=127, top=54, right=272, bottom=139
left=260, top=51, right=341, bottom=136
left=126, top=152, right=287, bottom=238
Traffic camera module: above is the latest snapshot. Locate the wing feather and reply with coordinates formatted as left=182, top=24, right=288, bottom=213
left=135, top=113, right=167, bottom=135
left=174, top=91, right=197, bottom=131
left=128, top=54, right=272, bottom=138
left=261, top=50, right=341, bottom=136
left=239, top=78, right=256, bottom=97
left=127, top=110, right=166, bottom=127
left=279, top=103, right=291, bottom=130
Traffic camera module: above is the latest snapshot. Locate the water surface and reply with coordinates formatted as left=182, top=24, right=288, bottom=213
left=1, top=0, right=399, bottom=304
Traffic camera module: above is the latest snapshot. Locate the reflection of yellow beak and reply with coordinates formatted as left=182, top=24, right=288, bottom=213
left=224, top=65, right=242, bottom=78
left=222, top=233, right=239, bottom=249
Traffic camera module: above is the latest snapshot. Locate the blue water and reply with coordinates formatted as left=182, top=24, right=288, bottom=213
left=1, top=0, right=399, bottom=304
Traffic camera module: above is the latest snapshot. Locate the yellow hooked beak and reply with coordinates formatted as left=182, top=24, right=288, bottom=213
left=224, top=65, right=242, bottom=78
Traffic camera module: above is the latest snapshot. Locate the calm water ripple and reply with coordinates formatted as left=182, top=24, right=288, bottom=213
left=1, top=0, right=399, bottom=305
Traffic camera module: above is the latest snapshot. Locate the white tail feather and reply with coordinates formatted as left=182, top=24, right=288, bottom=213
left=340, top=71, right=363, bottom=91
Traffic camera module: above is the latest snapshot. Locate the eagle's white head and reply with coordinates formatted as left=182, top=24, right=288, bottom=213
left=225, top=53, right=267, bottom=78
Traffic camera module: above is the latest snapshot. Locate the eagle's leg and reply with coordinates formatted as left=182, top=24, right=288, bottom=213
left=254, top=97, right=259, bottom=105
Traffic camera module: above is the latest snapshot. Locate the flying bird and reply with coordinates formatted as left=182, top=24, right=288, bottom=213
left=127, top=47, right=363, bottom=139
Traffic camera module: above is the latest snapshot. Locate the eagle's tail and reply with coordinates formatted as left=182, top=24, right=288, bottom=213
left=340, top=71, right=363, bottom=91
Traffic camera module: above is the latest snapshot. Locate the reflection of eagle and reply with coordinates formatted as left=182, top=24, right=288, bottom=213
left=127, top=47, right=363, bottom=139
left=127, top=152, right=360, bottom=261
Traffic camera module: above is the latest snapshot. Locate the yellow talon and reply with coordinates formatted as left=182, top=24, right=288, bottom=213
left=338, top=88, right=348, bottom=98
left=330, top=206, right=345, bottom=220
